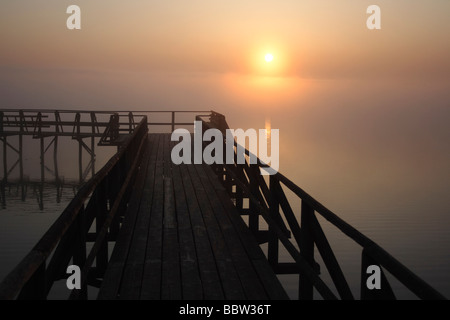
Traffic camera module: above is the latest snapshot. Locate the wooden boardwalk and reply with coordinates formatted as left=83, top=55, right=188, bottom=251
left=97, top=134, right=288, bottom=300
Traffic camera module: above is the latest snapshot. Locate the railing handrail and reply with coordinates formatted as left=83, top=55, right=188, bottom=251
left=0, top=116, right=148, bottom=299
left=0, top=109, right=211, bottom=135
left=199, top=111, right=447, bottom=300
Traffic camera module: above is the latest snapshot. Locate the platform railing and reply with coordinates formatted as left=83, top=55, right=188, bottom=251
left=0, top=109, right=209, bottom=207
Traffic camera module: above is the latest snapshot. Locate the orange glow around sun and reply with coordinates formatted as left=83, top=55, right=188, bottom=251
left=221, top=41, right=303, bottom=106
left=248, top=44, right=289, bottom=77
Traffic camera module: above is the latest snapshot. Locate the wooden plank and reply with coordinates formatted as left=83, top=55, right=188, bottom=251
left=179, top=164, right=224, bottom=300
left=188, top=164, right=246, bottom=300
left=202, top=165, right=266, bottom=261
left=163, top=180, right=176, bottom=228
left=140, top=134, right=165, bottom=299
left=161, top=139, right=182, bottom=299
left=118, top=135, right=159, bottom=299
left=163, top=134, right=172, bottom=178
left=97, top=134, right=154, bottom=299
left=172, top=156, right=203, bottom=299
left=197, top=164, right=289, bottom=300
left=194, top=164, right=269, bottom=299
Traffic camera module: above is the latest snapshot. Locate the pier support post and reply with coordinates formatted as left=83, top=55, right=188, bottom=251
left=39, top=135, right=44, bottom=210
left=268, top=175, right=279, bottom=269
left=171, top=111, right=175, bottom=133
left=19, top=133, right=25, bottom=201
left=54, top=136, right=61, bottom=203
left=75, top=113, right=83, bottom=185
left=3, top=136, right=7, bottom=184
left=90, top=112, right=96, bottom=178
left=248, top=164, right=260, bottom=236
left=19, top=110, right=25, bottom=201
left=78, top=140, right=83, bottom=184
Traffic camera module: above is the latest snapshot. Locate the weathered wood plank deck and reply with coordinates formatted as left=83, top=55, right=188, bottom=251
left=98, top=133, right=289, bottom=300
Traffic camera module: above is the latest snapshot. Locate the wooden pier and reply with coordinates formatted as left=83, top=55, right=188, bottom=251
left=0, top=110, right=446, bottom=300
left=98, top=134, right=287, bottom=299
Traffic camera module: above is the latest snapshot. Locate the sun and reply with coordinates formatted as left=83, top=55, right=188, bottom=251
left=265, top=53, right=274, bottom=63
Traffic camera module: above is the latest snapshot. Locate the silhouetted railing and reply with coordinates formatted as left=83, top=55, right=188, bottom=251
left=0, top=110, right=209, bottom=299
left=0, top=116, right=148, bottom=299
left=198, top=111, right=446, bottom=300
left=0, top=109, right=209, bottom=207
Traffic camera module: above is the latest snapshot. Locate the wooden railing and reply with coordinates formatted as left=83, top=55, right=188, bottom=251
left=0, top=109, right=209, bottom=299
left=198, top=111, right=447, bottom=300
left=0, top=116, right=149, bottom=299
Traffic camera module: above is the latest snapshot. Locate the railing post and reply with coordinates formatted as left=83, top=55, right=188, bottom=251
left=19, top=111, right=25, bottom=200
left=299, top=200, right=315, bottom=300
left=128, top=112, right=133, bottom=133
left=248, top=164, right=259, bottom=236
left=38, top=113, right=44, bottom=210
left=268, top=175, right=279, bottom=269
left=75, top=113, right=83, bottom=184
left=90, top=112, right=96, bottom=178
left=360, top=248, right=396, bottom=300
left=54, top=112, right=60, bottom=202
left=171, top=111, right=175, bottom=133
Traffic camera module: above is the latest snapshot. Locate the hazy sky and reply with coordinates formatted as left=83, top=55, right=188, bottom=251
left=1, top=1, right=449, bottom=77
